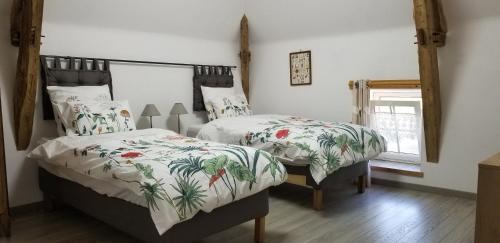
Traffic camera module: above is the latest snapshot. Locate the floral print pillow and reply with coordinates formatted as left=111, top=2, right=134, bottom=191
left=200, top=86, right=252, bottom=121
left=65, top=100, right=136, bottom=136
left=205, top=103, right=218, bottom=121
left=211, top=94, right=252, bottom=119
left=47, top=85, right=112, bottom=136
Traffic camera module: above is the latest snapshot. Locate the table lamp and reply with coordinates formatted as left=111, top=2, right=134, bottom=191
left=141, top=104, right=161, bottom=128
left=170, top=103, right=188, bottom=133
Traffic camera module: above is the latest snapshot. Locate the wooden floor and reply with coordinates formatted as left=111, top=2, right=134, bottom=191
left=0, top=184, right=476, bottom=243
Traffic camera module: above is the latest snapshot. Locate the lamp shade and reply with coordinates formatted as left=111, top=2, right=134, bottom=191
left=141, top=104, right=161, bottom=117
left=170, top=102, right=188, bottom=115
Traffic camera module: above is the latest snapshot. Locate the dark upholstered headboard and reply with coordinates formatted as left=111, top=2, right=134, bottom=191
left=40, top=55, right=113, bottom=120
left=193, top=65, right=233, bottom=111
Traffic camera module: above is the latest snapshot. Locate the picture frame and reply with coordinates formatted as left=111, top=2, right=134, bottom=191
left=289, top=50, right=312, bottom=86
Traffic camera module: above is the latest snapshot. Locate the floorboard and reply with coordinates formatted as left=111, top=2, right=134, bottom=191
left=0, top=184, right=475, bottom=243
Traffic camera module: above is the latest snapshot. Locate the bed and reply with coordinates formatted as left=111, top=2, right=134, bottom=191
left=196, top=115, right=386, bottom=210
left=191, top=69, right=386, bottom=210
left=31, top=55, right=287, bottom=242
left=40, top=170, right=269, bottom=243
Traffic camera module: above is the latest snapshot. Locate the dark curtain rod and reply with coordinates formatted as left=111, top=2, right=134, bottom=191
left=42, top=55, right=238, bottom=69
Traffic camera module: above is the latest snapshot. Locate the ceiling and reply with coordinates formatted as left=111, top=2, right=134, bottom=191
left=245, top=0, right=415, bottom=42
left=2, top=0, right=499, bottom=43
left=42, top=0, right=245, bottom=41
left=245, top=0, right=500, bottom=43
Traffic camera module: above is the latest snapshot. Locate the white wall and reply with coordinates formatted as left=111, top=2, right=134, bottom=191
left=372, top=16, right=500, bottom=193
left=248, top=6, right=500, bottom=193
left=250, top=27, right=419, bottom=122
left=1, top=19, right=241, bottom=207
left=41, top=22, right=241, bottom=133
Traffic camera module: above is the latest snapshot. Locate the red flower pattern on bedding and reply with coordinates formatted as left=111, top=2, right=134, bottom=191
left=209, top=169, right=226, bottom=187
left=275, top=129, right=290, bottom=139
left=120, top=152, right=142, bottom=159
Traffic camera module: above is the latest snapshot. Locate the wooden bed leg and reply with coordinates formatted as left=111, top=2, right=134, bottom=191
left=357, top=174, right=367, bottom=194
left=254, top=216, right=265, bottom=243
left=312, top=189, right=323, bottom=210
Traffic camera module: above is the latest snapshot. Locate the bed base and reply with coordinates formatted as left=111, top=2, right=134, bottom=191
left=284, top=161, right=368, bottom=210
left=39, top=168, right=268, bottom=243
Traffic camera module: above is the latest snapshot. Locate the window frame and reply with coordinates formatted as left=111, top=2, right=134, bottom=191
left=349, top=79, right=426, bottom=165
left=369, top=99, right=423, bottom=164
left=349, top=80, right=421, bottom=90
left=348, top=79, right=441, bottom=163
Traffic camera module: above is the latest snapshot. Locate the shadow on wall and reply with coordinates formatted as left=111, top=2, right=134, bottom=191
left=136, top=111, right=207, bottom=134
left=438, top=0, right=466, bottom=133
left=0, top=27, right=19, bottom=142
left=166, top=115, right=178, bottom=133
left=6, top=156, right=41, bottom=205
left=136, top=116, right=151, bottom=130
left=166, top=111, right=206, bottom=135
left=441, top=0, right=500, bottom=23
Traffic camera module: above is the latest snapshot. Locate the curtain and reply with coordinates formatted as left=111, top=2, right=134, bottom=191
left=351, top=80, right=372, bottom=186
left=351, top=80, right=370, bottom=126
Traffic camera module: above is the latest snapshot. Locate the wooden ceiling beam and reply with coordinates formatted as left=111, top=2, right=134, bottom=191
left=413, top=0, right=446, bottom=162
left=240, top=15, right=251, bottom=101
left=12, top=0, right=44, bottom=150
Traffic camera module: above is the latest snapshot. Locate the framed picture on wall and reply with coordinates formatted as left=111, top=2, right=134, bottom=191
left=289, top=50, right=312, bottom=86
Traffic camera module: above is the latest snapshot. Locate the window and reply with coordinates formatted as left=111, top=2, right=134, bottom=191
left=369, top=89, right=423, bottom=164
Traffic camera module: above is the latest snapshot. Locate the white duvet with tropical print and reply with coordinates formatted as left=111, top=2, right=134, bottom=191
left=29, top=129, right=286, bottom=234
left=197, top=115, right=386, bottom=184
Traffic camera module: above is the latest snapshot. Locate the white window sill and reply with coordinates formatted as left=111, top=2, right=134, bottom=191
left=370, top=160, right=424, bottom=178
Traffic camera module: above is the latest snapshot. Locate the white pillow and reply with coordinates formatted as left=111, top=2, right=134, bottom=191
left=47, top=85, right=112, bottom=136
left=200, top=86, right=252, bottom=120
left=61, top=100, right=136, bottom=136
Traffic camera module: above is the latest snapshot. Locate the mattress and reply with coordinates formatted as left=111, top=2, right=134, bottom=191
left=38, top=160, right=147, bottom=207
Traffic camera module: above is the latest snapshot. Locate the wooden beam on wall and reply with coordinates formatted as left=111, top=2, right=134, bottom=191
left=240, top=15, right=251, bottom=101
left=12, top=0, right=44, bottom=150
left=413, top=0, right=446, bottom=162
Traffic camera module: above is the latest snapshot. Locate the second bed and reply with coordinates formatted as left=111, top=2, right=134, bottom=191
left=196, top=114, right=387, bottom=209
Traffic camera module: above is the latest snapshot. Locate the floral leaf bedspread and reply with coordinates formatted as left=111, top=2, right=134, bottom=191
left=197, top=115, right=387, bottom=184
left=29, top=129, right=287, bottom=234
